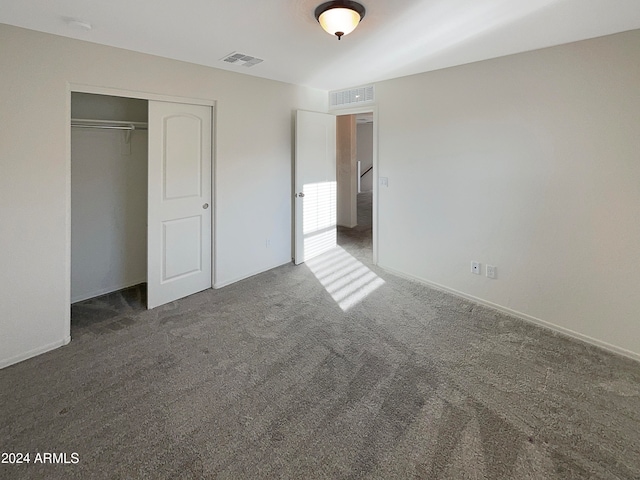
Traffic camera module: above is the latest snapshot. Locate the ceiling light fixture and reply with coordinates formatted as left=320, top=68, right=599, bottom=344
left=314, top=1, right=366, bottom=41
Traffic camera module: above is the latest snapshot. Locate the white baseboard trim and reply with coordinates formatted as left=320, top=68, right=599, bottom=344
left=379, top=264, right=640, bottom=363
left=71, top=278, right=146, bottom=304
left=0, top=336, right=71, bottom=370
left=214, top=260, right=291, bottom=289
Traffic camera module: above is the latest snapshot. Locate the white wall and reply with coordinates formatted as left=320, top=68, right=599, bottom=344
left=336, top=115, right=357, bottom=227
left=375, top=30, right=640, bottom=359
left=0, top=24, right=326, bottom=368
left=357, top=123, right=373, bottom=192
left=71, top=127, right=148, bottom=303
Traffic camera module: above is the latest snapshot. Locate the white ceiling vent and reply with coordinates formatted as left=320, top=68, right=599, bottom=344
left=221, top=52, right=264, bottom=68
left=329, top=85, right=374, bottom=109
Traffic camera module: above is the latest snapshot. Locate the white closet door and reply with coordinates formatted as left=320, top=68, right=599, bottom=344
left=147, top=101, right=212, bottom=309
left=294, top=110, right=337, bottom=264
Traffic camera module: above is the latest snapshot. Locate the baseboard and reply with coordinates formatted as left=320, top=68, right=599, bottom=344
left=214, top=260, right=291, bottom=289
left=379, top=264, right=640, bottom=363
left=0, top=336, right=71, bottom=370
left=71, top=278, right=146, bottom=304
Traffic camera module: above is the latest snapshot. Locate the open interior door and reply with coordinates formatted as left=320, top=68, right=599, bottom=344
left=294, top=110, right=337, bottom=265
left=147, top=101, right=212, bottom=308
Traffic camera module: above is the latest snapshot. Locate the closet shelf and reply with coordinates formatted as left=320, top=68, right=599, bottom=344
left=71, top=118, right=148, bottom=131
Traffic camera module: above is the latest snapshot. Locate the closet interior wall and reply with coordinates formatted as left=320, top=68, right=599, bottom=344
left=70, top=93, right=148, bottom=303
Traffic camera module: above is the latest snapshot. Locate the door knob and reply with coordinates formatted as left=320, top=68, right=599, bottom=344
left=296, top=192, right=305, bottom=198
left=203, top=203, right=209, bottom=209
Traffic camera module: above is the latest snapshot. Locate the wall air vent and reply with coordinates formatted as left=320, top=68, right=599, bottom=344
left=220, top=52, right=264, bottom=68
left=329, top=85, right=375, bottom=109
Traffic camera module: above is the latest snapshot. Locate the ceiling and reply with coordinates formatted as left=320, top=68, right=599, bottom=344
left=1, top=0, right=639, bottom=91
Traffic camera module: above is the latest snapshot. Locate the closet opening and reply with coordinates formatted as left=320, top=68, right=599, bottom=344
left=70, top=93, right=149, bottom=325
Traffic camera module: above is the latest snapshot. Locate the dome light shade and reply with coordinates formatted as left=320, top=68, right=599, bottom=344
left=315, top=1, right=366, bottom=40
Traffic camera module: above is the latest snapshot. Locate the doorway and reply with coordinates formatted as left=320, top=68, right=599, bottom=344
left=293, top=107, right=377, bottom=267
left=68, top=87, right=215, bottom=334
left=335, top=111, right=374, bottom=259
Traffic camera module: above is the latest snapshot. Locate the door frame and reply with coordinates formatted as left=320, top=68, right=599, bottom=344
left=65, top=83, right=217, bottom=337
left=331, top=106, right=378, bottom=265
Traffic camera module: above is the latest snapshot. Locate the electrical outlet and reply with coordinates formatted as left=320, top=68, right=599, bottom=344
left=471, top=261, right=481, bottom=275
left=379, top=177, right=389, bottom=187
left=486, top=265, right=496, bottom=279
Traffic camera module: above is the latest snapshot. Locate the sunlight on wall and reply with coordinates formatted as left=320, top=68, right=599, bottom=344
left=303, top=181, right=337, bottom=261
left=306, top=246, right=385, bottom=311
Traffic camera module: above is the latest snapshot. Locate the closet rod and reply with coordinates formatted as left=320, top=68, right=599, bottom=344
left=72, top=124, right=135, bottom=131
left=71, top=118, right=148, bottom=130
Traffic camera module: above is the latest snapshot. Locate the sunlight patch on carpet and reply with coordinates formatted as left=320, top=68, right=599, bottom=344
left=306, top=246, right=385, bottom=311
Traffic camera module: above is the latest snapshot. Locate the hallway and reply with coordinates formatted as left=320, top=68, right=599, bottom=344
left=338, top=190, right=372, bottom=262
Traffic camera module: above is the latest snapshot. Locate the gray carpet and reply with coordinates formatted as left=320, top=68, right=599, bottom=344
left=1, top=220, right=640, bottom=479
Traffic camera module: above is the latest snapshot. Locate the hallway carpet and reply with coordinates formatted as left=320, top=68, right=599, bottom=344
left=1, top=226, right=639, bottom=479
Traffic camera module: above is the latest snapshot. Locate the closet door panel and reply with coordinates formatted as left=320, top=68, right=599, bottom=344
left=148, top=101, right=212, bottom=309
left=163, top=115, right=202, bottom=199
